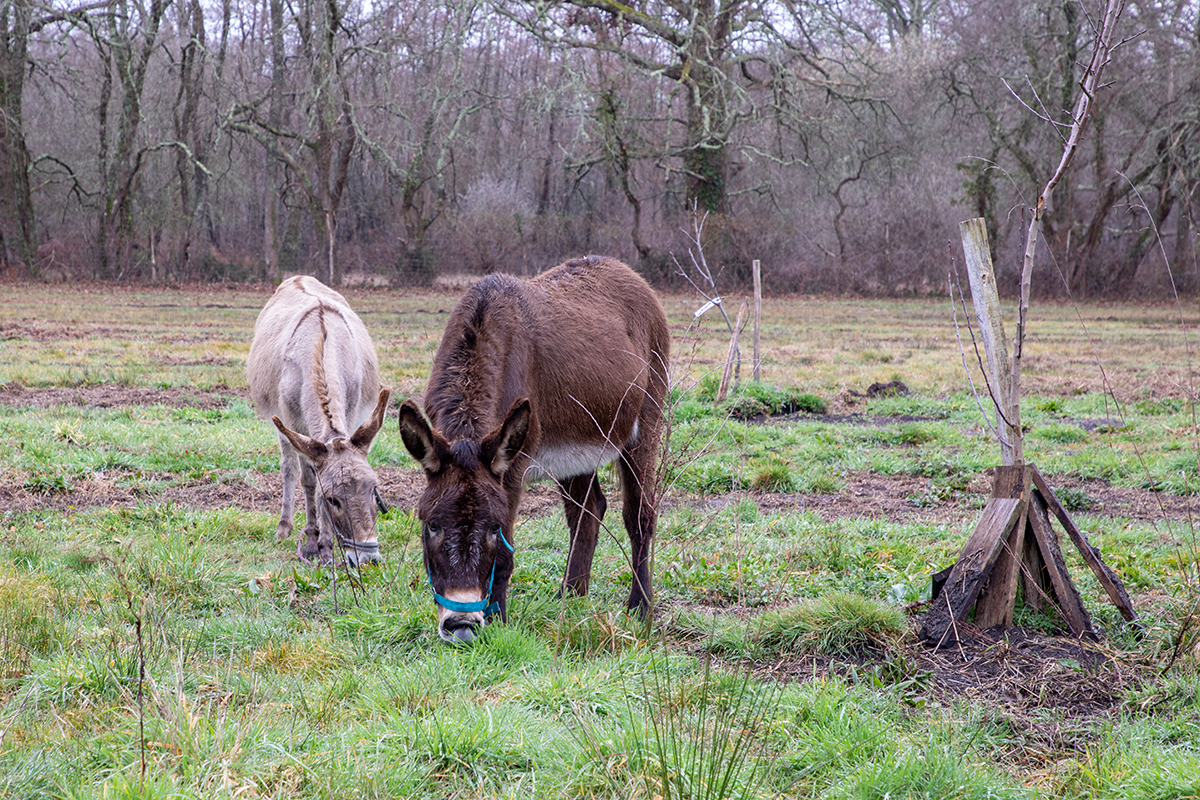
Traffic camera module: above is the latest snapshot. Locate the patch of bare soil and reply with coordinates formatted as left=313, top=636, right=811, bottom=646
left=0, top=465, right=566, bottom=518
left=0, top=383, right=243, bottom=410
left=912, top=628, right=1131, bottom=718
left=746, top=628, right=1141, bottom=767
left=0, top=322, right=91, bottom=342
left=674, top=470, right=1197, bottom=526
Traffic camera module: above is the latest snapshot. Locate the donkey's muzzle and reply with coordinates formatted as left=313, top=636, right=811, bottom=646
left=440, top=615, right=481, bottom=644
left=339, top=534, right=382, bottom=567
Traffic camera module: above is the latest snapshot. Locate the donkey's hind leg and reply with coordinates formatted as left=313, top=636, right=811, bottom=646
left=559, top=472, right=607, bottom=597
left=618, top=438, right=659, bottom=617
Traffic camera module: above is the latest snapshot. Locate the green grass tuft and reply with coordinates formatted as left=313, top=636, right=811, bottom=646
left=750, top=593, right=906, bottom=658
left=748, top=455, right=796, bottom=493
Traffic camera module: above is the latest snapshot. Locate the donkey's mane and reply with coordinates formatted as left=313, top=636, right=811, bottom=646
left=282, top=294, right=341, bottom=437
left=425, top=276, right=527, bottom=442
left=309, top=304, right=336, bottom=433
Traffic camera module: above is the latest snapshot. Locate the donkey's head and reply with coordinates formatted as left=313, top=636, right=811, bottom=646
left=398, top=398, right=529, bottom=644
left=273, top=389, right=392, bottom=567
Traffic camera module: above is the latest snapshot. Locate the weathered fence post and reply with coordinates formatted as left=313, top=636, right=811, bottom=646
left=752, top=259, right=762, bottom=382
left=960, top=218, right=1018, bottom=466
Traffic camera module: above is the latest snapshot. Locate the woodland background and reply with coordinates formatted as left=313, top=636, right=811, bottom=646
left=0, top=0, right=1195, bottom=296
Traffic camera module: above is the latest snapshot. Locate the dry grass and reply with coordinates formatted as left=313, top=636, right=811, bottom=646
left=663, top=294, right=1200, bottom=403
left=5, top=283, right=1197, bottom=408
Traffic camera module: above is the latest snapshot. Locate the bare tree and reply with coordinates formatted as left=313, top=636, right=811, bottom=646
left=348, top=0, right=492, bottom=278
left=499, top=0, right=902, bottom=274
left=502, top=0, right=825, bottom=216
left=0, top=0, right=37, bottom=274
left=228, top=0, right=358, bottom=285
left=945, top=0, right=1196, bottom=297
left=0, top=0, right=108, bottom=276
left=90, top=0, right=174, bottom=279
left=166, top=0, right=228, bottom=279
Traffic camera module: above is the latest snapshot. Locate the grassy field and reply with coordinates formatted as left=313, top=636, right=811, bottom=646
left=2, top=281, right=1200, bottom=799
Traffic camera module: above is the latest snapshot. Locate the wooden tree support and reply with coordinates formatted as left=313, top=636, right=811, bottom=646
left=920, top=464, right=1137, bottom=645
left=716, top=299, right=748, bottom=403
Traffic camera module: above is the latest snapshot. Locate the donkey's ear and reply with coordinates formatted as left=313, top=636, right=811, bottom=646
left=482, top=398, right=530, bottom=479
left=351, top=388, right=392, bottom=451
left=398, top=400, right=446, bottom=474
left=273, top=417, right=328, bottom=466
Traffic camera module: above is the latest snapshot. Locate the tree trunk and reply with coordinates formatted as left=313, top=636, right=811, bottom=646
left=683, top=93, right=729, bottom=215
left=262, top=0, right=286, bottom=282
left=0, top=0, right=37, bottom=275
left=172, top=0, right=207, bottom=280
left=98, top=0, right=171, bottom=279
left=680, top=3, right=730, bottom=215
left=300, top=0, right=354, bottom=285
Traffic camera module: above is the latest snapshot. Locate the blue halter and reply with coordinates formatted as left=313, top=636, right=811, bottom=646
left=427, top=528, right=514, bottom=618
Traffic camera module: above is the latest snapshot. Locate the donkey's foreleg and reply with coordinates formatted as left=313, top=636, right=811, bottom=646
left=299, top=461, right=329, bottom=564
left=559, top=472, right=607, bottom=597
left=276, top=436, right=299, bottom=543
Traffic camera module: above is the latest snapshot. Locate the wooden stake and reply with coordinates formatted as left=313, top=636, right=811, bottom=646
left=975, top=466, right=1031, bottom=629
left=1030, top=467, right=1138, bottom=623
left=961, top=218, right=1017, bottom=465
left=752, top=259, right=762, bottom=382
left=1026, top=491, right=1095, bottom=638
left=716, top=300, right=748, bottom=402
left=920, top=495, right=1026, bottom=643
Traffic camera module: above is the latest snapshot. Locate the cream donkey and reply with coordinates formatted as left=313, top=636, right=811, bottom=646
left=247, top=276, right=390, bottom=566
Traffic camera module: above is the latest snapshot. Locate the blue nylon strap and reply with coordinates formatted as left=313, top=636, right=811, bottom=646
left=427, top=529, right=514, bottom=618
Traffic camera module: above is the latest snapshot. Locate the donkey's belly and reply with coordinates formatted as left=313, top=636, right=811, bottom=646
left=525, top=420, right=639, bottom=482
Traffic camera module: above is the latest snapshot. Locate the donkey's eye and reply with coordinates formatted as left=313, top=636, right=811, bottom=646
left=326, top=497, right=342, bottom=511
left=425, top=522, right=441, bottom=538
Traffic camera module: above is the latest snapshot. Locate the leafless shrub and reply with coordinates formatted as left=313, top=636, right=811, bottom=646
left=454, top=177, right=537, bottom=275
left=35, top=237, right=93, bottom=282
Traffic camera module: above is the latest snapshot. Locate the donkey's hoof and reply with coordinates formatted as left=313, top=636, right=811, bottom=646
left=275, top=523, right=292, bottom=542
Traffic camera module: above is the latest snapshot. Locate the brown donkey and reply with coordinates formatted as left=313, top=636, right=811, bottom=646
left=399, top=256, right=669, bottom=644
left=247, top=276, right=391, bottom=567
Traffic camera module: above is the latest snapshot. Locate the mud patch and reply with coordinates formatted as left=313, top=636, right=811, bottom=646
left=0, top=465, right=565, bottom=519
left=1, top=322, right=91, bottom=342
left=748, top=627, right=1139, bottom=765
left=0, top=383, right=244, bottom=411
left=681, top=470, right=1198, bottom=525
